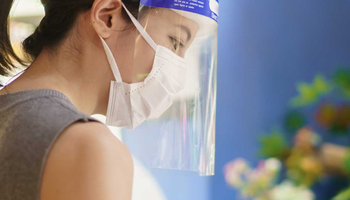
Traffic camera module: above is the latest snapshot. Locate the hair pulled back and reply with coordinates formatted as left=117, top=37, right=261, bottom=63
left=0, top=0, right=140, bottom=84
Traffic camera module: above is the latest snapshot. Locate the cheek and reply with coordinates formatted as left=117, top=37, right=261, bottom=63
left=112, top=33, right=137, bottom=84
left=132, top=36, right=156, bottom=82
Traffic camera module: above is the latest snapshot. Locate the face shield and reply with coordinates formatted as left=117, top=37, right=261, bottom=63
left=103, top=0, right=218, bottom=176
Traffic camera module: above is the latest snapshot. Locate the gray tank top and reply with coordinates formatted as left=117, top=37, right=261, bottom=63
left=0, top=89, right=101, bottom=200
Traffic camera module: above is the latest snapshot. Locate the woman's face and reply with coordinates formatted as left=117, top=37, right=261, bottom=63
left=114, top=8, right=199, bottom=83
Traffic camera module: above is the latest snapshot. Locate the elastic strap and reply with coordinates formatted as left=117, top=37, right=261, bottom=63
left=122, top=3, right=158, bottom=52
left=99, top=36, right=123, bottom=83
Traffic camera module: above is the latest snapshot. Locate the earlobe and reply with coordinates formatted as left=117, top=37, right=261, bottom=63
left=90, top=0, right=122, bottom=38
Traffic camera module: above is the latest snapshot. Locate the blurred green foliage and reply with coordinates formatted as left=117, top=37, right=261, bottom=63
left=260, top=129, right=288, bottom=158
left=333, top=69, right=350, bottom=99
left=258, top=69, right=350, bottom=199
left=332, top=187, right=350, bottom=200
left=284, top=110, right=307, bottom=133
left=290, top=75, right=332, bottom=107
left=343, top=150, right=350, bottom=175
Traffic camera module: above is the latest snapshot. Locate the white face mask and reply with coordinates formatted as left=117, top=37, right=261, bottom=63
left=100, top=4, right=187, bottom=129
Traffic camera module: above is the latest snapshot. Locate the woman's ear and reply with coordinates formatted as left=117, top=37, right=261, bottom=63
left=90, top=0, right=123, bottom=38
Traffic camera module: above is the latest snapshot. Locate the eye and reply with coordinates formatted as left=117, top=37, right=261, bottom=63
left=169, top=36, right=184, bottom=51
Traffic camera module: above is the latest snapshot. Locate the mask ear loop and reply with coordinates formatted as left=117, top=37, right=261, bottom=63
left=99, top=36, right=123, bottom=83
left=98, top=4, right=158, bottom=83
left=122, top=3, right=158, bottom=52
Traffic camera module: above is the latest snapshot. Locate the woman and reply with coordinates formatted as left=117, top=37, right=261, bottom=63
left=0, top=0, right=198, bottom=199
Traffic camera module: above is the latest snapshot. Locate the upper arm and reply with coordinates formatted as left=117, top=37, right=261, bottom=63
left=40, top=121, right=134, bottom=200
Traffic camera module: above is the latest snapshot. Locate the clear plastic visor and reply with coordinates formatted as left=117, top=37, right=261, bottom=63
left=118, top=5, right=218, bottom=176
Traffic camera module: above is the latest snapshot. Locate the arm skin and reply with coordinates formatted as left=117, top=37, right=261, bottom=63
left=40, top=121, right=134, bottom=200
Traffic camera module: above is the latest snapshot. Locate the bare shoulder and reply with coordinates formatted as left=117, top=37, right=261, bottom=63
left=56, top=121, right=130, bottom=155
left=40, top=121, right=134, bottom=200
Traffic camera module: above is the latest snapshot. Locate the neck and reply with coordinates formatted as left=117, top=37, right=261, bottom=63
left=4, top=40, right=113, bottom=116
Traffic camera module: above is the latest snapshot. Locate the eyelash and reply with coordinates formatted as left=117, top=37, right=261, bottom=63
left=169, top=36, right=184, bottom=50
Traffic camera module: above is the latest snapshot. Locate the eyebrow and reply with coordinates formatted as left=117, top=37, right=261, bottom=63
left=176, top=25, right=192, bottom=42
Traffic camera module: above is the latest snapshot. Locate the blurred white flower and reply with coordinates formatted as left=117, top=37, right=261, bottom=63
left=224, top=158, right=282, bottom=198
left=270, top=181, right=315, bottom=200
left=223, top=158, right=250, bottom=187
left=265, top=158, right=282, bottom=172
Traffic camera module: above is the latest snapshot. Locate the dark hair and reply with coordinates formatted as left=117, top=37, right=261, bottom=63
left=0, top=0, right=140, bottom=81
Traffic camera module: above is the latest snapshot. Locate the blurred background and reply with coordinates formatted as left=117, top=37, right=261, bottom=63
left=7, top=0, right=350, bottom=199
